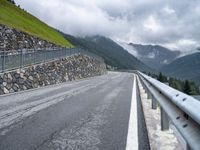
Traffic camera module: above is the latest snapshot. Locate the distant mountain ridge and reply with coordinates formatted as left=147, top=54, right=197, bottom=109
left=119, top=42, right=180, bottom=70
left=61, top=33, right=152, bottom=72
left=161, top=52, right=200, bottom=85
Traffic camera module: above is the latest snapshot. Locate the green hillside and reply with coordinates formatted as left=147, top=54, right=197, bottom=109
left=61, top=33, right=152, bottom=72
left=161, top=52, right=200, bottom=85
left=0, top=0, right=73, bottom=47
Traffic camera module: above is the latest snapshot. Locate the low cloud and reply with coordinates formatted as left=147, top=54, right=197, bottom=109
left=15, top=0, right=200, bottom=52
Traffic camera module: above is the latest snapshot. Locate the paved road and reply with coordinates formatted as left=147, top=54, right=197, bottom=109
left=0, top=72, right=149, bottom=150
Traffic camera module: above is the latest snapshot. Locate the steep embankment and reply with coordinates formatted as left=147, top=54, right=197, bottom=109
left=61, top=33, right=152, bottom=72
left=0, top=0, right=72, bottom=48
left=161, top=52, right=200, bottom=85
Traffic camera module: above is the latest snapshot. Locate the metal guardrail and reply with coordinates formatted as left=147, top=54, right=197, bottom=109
left=137, top=71, right=200, bottom=150
left=0, top=48, right=104, bottom=73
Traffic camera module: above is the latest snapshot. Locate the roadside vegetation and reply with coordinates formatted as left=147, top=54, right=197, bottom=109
left=0, top=0, right=73, bottom=48
left=148, top=72, right=200, bottom=95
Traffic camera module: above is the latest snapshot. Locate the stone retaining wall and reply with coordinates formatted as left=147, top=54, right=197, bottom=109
left=0, top=24, right=62, bottom=51
left=0, top=54, right=106, bottom=95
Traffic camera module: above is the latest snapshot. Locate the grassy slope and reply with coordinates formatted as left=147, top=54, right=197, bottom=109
left=0, top=0, right=73, bottom=47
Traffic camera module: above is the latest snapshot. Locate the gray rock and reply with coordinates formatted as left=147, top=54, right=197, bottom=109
left=14, top=73, right=20, bottom=79
left=0, top=77, right=3, bottom=84
left=0, top=54, right=106, bottom=95
left=13, top=83, right=19, bottom=92
left=0, top=25, right=62, bottom=51
left=3, top=82, right=7, bottom=87
left=18, top=78, right=24, bottom=84
left=29, top=76, right=33, bottom=80
left=3, top=87, right=9, bottom=94
left=0, top=89, right=4, bottom=95
left=6, top=83, right=12, bottom=90
left=9, top=88, right=15, bottom=93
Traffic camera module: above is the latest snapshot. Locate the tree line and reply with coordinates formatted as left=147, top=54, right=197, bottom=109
left=147, top=72, right=200, bottom=95
left=7, top=0, right=15, bottom=5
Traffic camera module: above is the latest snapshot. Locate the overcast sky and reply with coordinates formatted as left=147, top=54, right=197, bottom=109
left=15, top=0, right=200, bottom=52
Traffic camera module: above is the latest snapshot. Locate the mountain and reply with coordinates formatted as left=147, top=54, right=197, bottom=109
left=120, top=43, right=180, bottom=70
left=0, top=0, right=72, bottom=47
left=61, top=33, right=152, bottom=72
left=161, top=52, right=200, bottom=85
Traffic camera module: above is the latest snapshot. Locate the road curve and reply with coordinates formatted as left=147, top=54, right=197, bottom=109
left=0, top=72, right=149, bottom=150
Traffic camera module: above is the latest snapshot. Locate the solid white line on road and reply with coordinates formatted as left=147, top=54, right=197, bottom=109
left=126, top=74, right=138, bottom=150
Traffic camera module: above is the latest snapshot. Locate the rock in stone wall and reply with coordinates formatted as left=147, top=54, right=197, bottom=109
left=0, top=54, right=106, bottom=95
left=0, top=24, right=62, bottom=51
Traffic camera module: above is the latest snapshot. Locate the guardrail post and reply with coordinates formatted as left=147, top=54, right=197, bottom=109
left=65, top=48, right=67, bottom=57
left=20, top=49, right=23, bottom=70
left=151, top=96, right=157, bottom=109
left=2, top=51, right=5, bottom=73
left=161, top=107, right=169, bottom=131
left=142, top=85, right=146, bottom=93
left=44, top=49, right=46, bottom=63
left=186, top=143, right=191, bottom=150
left=34, top=49, right=36, bottom=64
left=147, top=90, right=151, bottom=99
left=144, top=85, right=148, bottom=94
left=58, top=49, right=60, bottom=59
left=52, top=49, right=54, bottom=60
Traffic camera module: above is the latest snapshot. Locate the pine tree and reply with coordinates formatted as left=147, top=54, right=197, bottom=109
left=183, top=80, right=191, bottom=95
left=158, top=72, right=164, bottom=82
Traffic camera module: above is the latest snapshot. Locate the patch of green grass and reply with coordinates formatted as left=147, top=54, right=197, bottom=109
left=0, top=0, right=73, bottom=48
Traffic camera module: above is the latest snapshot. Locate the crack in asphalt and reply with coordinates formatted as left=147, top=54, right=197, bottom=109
left=0, top=80, right=109, bottom=135
left=37, top=87, right=122, bottom=150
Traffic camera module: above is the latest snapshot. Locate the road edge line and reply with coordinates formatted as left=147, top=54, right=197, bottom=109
left=126, top=74, right=138, bottom=150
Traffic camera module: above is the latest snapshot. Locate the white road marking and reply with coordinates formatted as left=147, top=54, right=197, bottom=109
left=126, top=74, right=138, bottom=150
